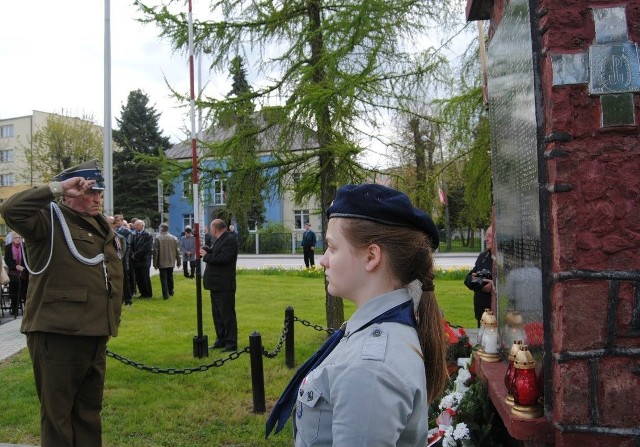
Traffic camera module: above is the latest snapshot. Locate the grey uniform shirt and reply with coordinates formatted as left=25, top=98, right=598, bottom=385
left=294, top=289, right=428, bottom=447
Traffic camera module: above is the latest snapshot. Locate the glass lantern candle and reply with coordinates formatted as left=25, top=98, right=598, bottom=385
left=511, top=345, right=542, bottom=419
left=503, top=310, right=526, bottom=349
left=480, top=313, right=501, bottom=362
left=504, top=339, right=523, bottom=406
left=477, top=308, right=492, bottom=345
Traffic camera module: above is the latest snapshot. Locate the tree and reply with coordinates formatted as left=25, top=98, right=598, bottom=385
left=24, top=111, right=103, bottom=184
left=136, top=0, right=459, bottom=328
left=112, top=90, right=172, bottom=225
left=219, top=56, right=266, bottom=246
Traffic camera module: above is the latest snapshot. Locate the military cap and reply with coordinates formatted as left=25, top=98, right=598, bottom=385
left=326, top=184, right=439, bottom=249
left=54, top=159, right=105, bottom=190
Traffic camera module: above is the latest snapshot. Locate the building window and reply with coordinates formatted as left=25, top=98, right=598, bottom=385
left=0, top=174, right=15, bottom=186
left=182, top=173, right=192, bottom=198
left=182, top=214, right=194, bottom=230
left=213, top=177, right=227, bottom=205
left=0, top=149, right=14, bottom=163
left=294, top=209, right=310, bottom=230
left=0, top=125, right=14, bottom=138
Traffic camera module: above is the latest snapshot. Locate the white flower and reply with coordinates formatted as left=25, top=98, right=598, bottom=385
left=456, top=368, right=472, bottom=385
left=442, top=426, right=457, bottom=447
left=453, top=422, right=471, bottom=440
left=438, top=391, right=464, bottom=411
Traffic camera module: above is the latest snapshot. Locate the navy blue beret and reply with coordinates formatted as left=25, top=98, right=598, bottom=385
left=54, top=159, right=105, bottom=190
left=327, top=184, right=439, bottom=249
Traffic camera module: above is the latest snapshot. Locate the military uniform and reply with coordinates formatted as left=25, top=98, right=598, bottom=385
left=0, top=182, right=123, bottom=447
left=294, top=289, right=428, bottom=447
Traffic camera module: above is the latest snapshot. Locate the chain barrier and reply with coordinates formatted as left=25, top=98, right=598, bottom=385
left=262, top=314, right=289, bottom=359
left=293, top=315, right=336, bottom=335
left=106, top=347, right=250, bottom=375
left=105, top=314, right=333, bottom=374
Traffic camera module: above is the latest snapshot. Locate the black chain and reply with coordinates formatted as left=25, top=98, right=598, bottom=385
left=106, top=347, right=250, bottom=374
left=293, top=316, right=336, bottom=334
left=262, top=314, right=289, bottom=359
left=105, top=315, right=335, bottom=373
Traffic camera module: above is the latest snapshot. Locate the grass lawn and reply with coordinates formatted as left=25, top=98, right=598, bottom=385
left=0, top=268, right=474, bottom=446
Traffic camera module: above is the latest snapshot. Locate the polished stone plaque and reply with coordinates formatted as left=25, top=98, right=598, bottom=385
left=593, top=6, right=627, bottom=44
left=552, top=53, right=589, bottom=86
left=486, top=0, right=544, bottom=352
left=601, top=93, right=635, bottom=126
left=589, top=43, right=640, bottom=94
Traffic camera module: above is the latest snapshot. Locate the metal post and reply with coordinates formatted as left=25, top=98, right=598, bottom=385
left=291, top=231, right=296, bottom=254
left=249, top=331, right=266, bottom=413
left=103, top=0, right=113, bottom=216
left=285, top=306, right=295, bottom=369
left=187, top=0, right=208, bottom=358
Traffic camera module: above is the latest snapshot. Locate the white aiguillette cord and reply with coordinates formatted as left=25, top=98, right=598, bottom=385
left=22, top=202, right=109, bottom=290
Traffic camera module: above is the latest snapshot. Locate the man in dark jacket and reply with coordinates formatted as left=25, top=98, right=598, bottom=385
left=0, top=159, right=123, bottom=447
left=464, top=226, right=494, bottom=327
left=131, top=219, right=154, bottom=298
left=301, top=222, right=317, bottom=268
left=201, top=219, right=238, bottom=351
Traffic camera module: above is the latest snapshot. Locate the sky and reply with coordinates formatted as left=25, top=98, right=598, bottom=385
left=0, top=1, right=220, bottom=144
left=1, top=1, right=476, bottom=166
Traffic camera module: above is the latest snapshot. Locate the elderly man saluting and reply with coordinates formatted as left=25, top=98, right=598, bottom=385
left=0, top=159, right=123, bottom=447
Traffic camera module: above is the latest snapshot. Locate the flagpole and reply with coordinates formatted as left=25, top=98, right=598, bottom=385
left=103, top=0, right=113, bottom=215
left=188, top=0, right=208, bottom=358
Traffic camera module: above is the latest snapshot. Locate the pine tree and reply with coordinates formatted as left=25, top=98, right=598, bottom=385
left=136, top=0, right=459, bottom=328
left=221, top=56, right=266, bottom=246
left=113, top=89, right=172, bottom=226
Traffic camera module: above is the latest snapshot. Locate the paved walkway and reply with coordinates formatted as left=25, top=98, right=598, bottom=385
left=0, top=316, right=26, bottom=363
left=0, top=316, right=33, bottom=447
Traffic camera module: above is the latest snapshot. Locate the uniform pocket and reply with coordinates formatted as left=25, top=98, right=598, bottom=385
left=295, top=378, right=324, bottom=444
left=43, top=288, right=88, bottom=303
left=41, top=288, right=88, bottom=332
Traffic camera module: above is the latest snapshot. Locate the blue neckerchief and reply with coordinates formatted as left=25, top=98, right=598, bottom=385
left=265, top=299, right=415, bottom=437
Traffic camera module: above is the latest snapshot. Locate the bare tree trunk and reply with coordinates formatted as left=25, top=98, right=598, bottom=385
left=307, top=0, right=344, bottom=330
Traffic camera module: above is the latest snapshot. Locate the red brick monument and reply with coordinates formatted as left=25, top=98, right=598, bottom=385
left=466, top=1, right=640, bottom=446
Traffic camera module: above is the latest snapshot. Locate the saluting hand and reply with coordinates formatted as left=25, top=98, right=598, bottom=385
left=61, top=177, right=96, bottom=197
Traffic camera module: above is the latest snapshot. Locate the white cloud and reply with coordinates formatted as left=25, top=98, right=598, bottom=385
left=0, top=1, right=223, bottom=144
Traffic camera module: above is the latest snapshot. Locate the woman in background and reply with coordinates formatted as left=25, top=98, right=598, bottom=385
left=4, top=231, right=28, bottom=315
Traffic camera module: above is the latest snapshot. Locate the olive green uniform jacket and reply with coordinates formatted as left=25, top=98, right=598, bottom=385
left=0, top=185, right=123, bottom=336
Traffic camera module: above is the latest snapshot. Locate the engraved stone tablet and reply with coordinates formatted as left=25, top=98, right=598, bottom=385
left=589, top=43, right=640, bottom=94
left=601, top=93, right=635, bottom=126
left=486, top=0, right=544, bottom=352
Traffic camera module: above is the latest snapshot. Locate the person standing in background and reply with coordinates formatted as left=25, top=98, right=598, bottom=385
left=0, top=159, right=123, bottom=447
left=201, top=219, right=239, bottom=352
left=180, top=226, right=196, bottom=278
left=114, top=214, right=134, bottom=304
left=108, top=215, right=133, bottom=306
left=4, top=231, right=28, bottom=315
left=131, top=219, right=154, bottom=298
left=153, top=223, right=181, bottom=300
left=464, top=226, right=494, bottom=327
left=301, top=222, right=317, bottom=268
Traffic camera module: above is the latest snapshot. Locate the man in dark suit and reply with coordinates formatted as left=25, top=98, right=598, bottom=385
left=301, top=222, right=317, bottom=268
left=0, top=159, right=123, bottom=447
left=131, top=219, right=154, bottom=298
left=200, top=219, right=238, bottom=352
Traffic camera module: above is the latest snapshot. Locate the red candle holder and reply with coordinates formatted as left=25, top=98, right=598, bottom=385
left=504, top=340, right=523, bottom=406
left=511, top=345, right=542, bottom=419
